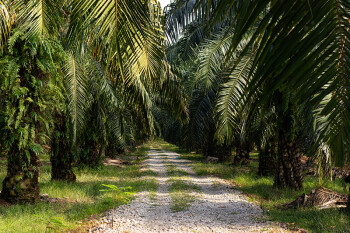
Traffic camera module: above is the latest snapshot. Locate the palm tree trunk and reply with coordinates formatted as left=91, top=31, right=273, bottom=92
left=202, top=127, right=216, bottom=158
left=51, top=154, right=76, bottom=182
left=234, top=141, right=250, bottom=165
left=258, top=139, right=276, bottom=176
left=274, top=112, right=303, bottom=189
left=1, top=148, right=40, bottom=203
left=79, top=139, right=104, bottom=168
left=215, top=143, right=232, bottom=162
left=347, top=186, right=350, bottom=211
left=106, top=143, right=124, bottom=158
left=50, top=113, right=76, bottom=182
left=203, top=142, right=215, bottom=158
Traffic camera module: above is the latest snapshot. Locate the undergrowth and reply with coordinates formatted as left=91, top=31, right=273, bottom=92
left=156, top=139, right=350, bottom=233
left=0, top=142, right=156, bottom=233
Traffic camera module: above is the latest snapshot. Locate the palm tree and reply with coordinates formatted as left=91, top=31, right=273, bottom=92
left=209, top=0, right=349, bottom=189
left=0, top=30, right=65, bottom=203
left=0, top=0, right=180, bottom=202
left=165, top=0, right=349, bottom=189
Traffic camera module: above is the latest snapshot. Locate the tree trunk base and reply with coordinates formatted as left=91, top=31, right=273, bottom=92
left=1, top=153, right=39, bottom=204
left=51, top=158, right=76, bottom=182
left=79, top=141, right=104, bottom=168
left=347, top=188, right=350, bottom=211
left=274, top=138, right=303, bottom=190
left=234, top=143, right=250, bottom=165
left=216, top=144, right=232, bottom=162
left=50, top=112, right=76, bottom=182
left=258, top=149, right=275, bottom=176
left=258, top=140, right=276, bottom=176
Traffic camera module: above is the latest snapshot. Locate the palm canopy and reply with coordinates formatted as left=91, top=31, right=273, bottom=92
left=172, top=0, right=350, bottom=165
left=0, top=0, right=187, bottom=149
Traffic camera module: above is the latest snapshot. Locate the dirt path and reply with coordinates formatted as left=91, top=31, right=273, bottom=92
left=91, top=148, right=286, bottom=232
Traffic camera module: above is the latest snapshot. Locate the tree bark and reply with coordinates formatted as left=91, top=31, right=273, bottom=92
left=79, top=140, right=104, bottom=168
left=1, top=149, right=40, bottom=204
left=215, top=143, right=232, bottom=162
left=234, top=141, right=250, bottom=165
left=202, top=127, right=216, bottom=158
left=106, top=143, right=124, bottom=158
left=347, top=188, right=350, bottom=212
left=51, top=154, right=76, bottom=182
left=258, top=139, right=277, bottom=176
left=202, top=142, right=215, bottom=158
left=274, top=117, right=303, bottom=189
left=273, top=91, right=303, bottom=189
left=50, top=113, right=76, bottom=182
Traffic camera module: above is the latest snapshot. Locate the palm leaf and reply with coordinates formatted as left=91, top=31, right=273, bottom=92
left=64, top=52, right=91, bottom=147
left=0, top=1, right=14, bottom=51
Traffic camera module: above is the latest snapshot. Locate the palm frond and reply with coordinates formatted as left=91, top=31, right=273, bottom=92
left=195, top=30, right=233, bottom=91
left=64, top=52, right=91, bottom=147
left=197, top=0, right=350, bottom=164
left=0, top=1, right=14, bottom=51
left=13, top=0, right=61, bottom=39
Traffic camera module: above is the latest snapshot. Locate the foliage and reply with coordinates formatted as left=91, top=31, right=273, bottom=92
left=0, top=143, right=156, bottom=233
left=190, top=0, right=350, bottom=165
left=99, top=184, right=133, bottom=228
left=161, top=140, right=350, bottom=232
left=0, top=29, right=64, bottom=164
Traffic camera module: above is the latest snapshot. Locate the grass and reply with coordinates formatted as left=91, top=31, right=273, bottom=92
left=166, top=164, right=190, bottom=176
left=149, top=191, right=157, bottom=201
left=168, top=177, right=201, bottom=192
left=170, top=192, right=196, bottom=212
left=168, top=179, right=198, bottom=212
left=0, top=141, right=157, bottom=233
left=168, top=177, right=201, bottom=212
left=157, top=140, right=350, bottom=233
left=192, top=163, right=236, bottom=179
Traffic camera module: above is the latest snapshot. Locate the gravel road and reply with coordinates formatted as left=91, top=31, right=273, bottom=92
left=91, top=148, right=287, bottom=233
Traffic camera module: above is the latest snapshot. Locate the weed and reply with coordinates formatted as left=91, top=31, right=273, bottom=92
left=170, top=192, right=195, bottom=212
left=168, top=177, right=200, bottom=212
left=100, top=184, right=133, bottom=228
left=168, top=178, right=200, bottom=192
left=149, top=191, right=157, bottom=201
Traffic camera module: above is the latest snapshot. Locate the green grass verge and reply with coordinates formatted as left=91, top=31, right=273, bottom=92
left=168, top=177, right=201, bottom=192
left=168, top=177, right=200, bottom=212
left=158, top=140, right=350, bottom=233
left=0, top=142, right=157, bottom=233
left=170, top=192, right=196, bottom=212
left=166, top=164, right=190, bottom=177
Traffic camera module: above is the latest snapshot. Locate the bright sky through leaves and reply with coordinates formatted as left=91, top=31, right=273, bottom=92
left=158, top=0, right=172, bottom=8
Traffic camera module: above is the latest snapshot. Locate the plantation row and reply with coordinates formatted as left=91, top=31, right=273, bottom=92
left=0, top=0, right=349, bottom=214
left=160, top=0, right=350, bottom=193
left=0, top=0, right=178, bottom=204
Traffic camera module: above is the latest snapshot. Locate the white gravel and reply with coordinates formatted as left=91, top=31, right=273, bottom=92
left=91, top=148, right=287, bottom=233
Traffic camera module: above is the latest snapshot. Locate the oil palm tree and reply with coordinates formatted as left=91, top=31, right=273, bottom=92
left=0, top=0, right=182, bottom=202
left=166, top=0, right=349, bottom=189
left=0, top=30, right=65, bottom=203
left=198, top=0, right=349, bottom=189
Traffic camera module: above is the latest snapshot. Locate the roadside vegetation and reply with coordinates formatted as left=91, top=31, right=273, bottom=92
left=159, top=140, right=350, bottom=233
left=166, top=164, right=190, bottom=177
left=0, top=144, right=156, bottom=233
left=0, top=0, right=349, bottom=232
left=168, top=177, right=201, bottom=212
